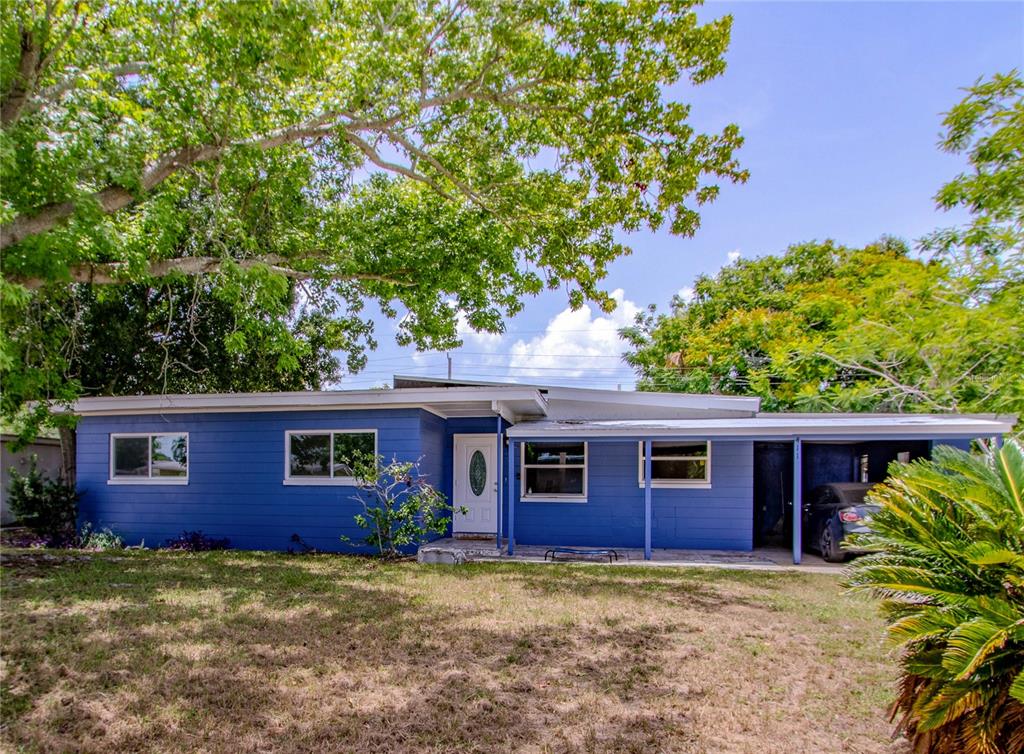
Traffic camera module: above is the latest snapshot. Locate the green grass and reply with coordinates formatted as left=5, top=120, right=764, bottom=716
left=1, top=549, right=900, bottom=753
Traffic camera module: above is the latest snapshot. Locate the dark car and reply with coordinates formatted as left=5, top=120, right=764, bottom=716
left=802, top=483, right=879, bottom=562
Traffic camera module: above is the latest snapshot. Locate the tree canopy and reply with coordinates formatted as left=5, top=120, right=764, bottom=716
left=0, top=0, right=748, bottom=431
left=624, top=72, right=1023, bottom=421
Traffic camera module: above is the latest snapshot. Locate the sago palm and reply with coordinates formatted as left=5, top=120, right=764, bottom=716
left=844, top=439, right=1024, bottom=754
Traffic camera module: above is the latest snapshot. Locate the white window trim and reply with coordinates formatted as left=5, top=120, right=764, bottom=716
left=283, top=429, right=378, bottom=486
left=637, top=440, right=712, bottom=489
left=108, top=432, right=189, bottom=485
left=520, top=441, right=588, bottom=503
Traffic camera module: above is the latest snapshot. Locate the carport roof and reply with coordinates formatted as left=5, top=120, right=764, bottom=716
left=505, top=414, right=1016, bottom=440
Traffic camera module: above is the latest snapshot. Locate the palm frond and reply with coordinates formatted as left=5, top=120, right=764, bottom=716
left=847, top=439, right=1024, bottom=754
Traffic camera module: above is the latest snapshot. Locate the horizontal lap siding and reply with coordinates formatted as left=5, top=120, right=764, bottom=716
left=76, top=409, right=426, bottom=552
left=418, top=412, right=447, bottom=542
left=652, top=442, right=753, bottom=550
left=512, top=440, right=754, bottom=551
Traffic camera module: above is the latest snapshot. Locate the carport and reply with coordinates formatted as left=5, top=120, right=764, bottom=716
left=753, top=438, right=944, bottom=555
left=505, top=413, right=1012, bottom=565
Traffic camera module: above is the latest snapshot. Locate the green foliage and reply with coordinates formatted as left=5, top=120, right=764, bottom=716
left=624, top=72, right=1023, bottom=422
left=6, top=456, right=78, bottom=545
left=3, top=279, right=357, bottom=421
left=623, top=238, right=1023, bottom=416
left=0, top=0, right=747, bottom=433
left=844, top=441, right=1024, bottom=753
left=77, top=522, right=125, bottom=551
left=345, top=456, right=459, bottom=559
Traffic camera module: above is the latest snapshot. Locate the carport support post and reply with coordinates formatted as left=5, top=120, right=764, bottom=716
left=495, top=417, right=503, bottom=551
left=507, top=440, right=516, bottom=556
left=644, top=439, right=653, bottom=561
left=792, top=437, right=802, bottom=565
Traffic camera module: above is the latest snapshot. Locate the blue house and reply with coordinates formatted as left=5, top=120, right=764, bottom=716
left=70, top=376, right=1014, bottom=563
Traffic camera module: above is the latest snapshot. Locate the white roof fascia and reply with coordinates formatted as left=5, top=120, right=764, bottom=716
left=394, top=377, right=762, bottom=413
left=542, top=386, right=761, bottom=413
left=506, top=415, right=1016, bottom=439
left=66, top=386, right=548, bottom=418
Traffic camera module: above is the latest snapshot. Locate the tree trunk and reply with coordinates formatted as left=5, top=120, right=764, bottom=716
left=59, top=426, right=76, bottom=487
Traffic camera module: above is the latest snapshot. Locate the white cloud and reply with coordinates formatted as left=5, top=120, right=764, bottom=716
left=727, top=249, right=741, bottom=263
left=455, top=310, right=503, bottom=350
left=409, top=304, right=503, bottom=368
left=676, top=286, right=695, bottom=303
left=506, top=289, right=640, bottom=381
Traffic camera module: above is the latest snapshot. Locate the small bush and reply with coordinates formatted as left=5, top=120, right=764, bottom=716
left=164, top=530, right=230, bottom=551
left=6, top=457, right=78, bottom=546
left=345, top=456, right=462, bottom=559
left=77, top=522, right=124, bottom=550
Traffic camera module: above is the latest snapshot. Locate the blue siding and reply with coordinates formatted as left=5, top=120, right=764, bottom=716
left=931, top=437, right=974, bottom=452
left=77, top=409, right=427, bottom=552
left=76, top=406, right=983, bottom=555
left=509, top=440, right=754, bottom=551
left=418, top=412, right=447, bottom=542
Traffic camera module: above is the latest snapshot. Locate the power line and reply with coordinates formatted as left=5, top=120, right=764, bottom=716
left=361, top=351, right=631, bottom=361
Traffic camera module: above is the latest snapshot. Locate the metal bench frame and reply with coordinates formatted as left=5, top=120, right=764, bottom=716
left=543, top=547, right=620, bottom=563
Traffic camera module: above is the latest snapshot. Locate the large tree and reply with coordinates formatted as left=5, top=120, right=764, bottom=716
left=624, top=73, right=1023, bottom=420
left=0, top=0, right=747, bottom=429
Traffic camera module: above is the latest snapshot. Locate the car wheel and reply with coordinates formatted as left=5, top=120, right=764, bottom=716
left=819, top=526, right=846, bottom=563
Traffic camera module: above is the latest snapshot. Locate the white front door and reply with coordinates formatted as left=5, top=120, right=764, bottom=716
left=452, top=434, right=497, bottom=534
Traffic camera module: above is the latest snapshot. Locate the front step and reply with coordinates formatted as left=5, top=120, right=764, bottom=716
left=418, top=542, right=503, bottom=565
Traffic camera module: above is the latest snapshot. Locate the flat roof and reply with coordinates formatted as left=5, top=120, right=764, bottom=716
left=63, top=377, right=763, bottom=419
left=64, top=385, right=549, bottom=421
left=506, top=414, right=1016, bottom=440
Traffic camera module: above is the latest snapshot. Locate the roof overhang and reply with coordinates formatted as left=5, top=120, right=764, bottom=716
left=541, top=386, right=760, bottom=413
left=64, top=386, right=549, bottom=421
left=506, top=414, right=1016, bottom=440
left=392, top=375, right=761, bottom=414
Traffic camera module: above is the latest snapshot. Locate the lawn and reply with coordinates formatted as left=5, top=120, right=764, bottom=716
left=0, top=549, right=904, bottom=753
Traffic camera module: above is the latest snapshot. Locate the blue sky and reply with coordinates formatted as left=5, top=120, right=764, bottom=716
left=338, top=1, right=1024, bottom=391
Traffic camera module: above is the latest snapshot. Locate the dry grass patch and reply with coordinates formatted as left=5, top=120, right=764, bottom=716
left=1, top=549, right=904, bottom=753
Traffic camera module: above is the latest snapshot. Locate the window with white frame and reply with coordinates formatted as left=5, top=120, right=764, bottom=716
left=110, top=433, right=188, bottom=483
left=638, top=441, right=711, bottom=487
left=285, top=430, right=376, bottom=484
left=521, top=441, right=587, bottom=501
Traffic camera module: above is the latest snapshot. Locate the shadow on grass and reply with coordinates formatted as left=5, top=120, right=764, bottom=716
left=0, top=549, right=839, bottom=754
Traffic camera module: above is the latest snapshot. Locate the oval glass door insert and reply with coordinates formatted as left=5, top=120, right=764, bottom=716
left=469, top=450, right=487, bottom=496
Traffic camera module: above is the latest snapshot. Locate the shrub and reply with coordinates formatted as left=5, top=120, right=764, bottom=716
left=844, top=440, right=1024, bottom=753
left=164, top=530, right=230, bottom=551
left=6, top=456, right=78, bottom=546
left=345, top=456, right=462, bottom=559
left=77, top=522, right=124, bottom=550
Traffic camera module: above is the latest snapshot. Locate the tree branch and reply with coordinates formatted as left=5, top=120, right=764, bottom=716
left=341, top=130, right=457, bottom=202
left=816, top=351, right=953, bottom=411
left=1, top=28, right=43, bottom=126
left=384, top=127, right=488, bottom=208
left=10, top=255, right=417, bottom=289
left=0, top=121, right=342, bottom=250
left=27, top=61, right=149, bottom=113
left=0, top=75, right=547, bottom=250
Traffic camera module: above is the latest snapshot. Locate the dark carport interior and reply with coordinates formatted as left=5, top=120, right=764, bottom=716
left=752, top=439, right=933, bottom=549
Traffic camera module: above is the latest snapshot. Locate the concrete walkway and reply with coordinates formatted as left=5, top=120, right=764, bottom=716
left=418, top=538, right=845, bottom=574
